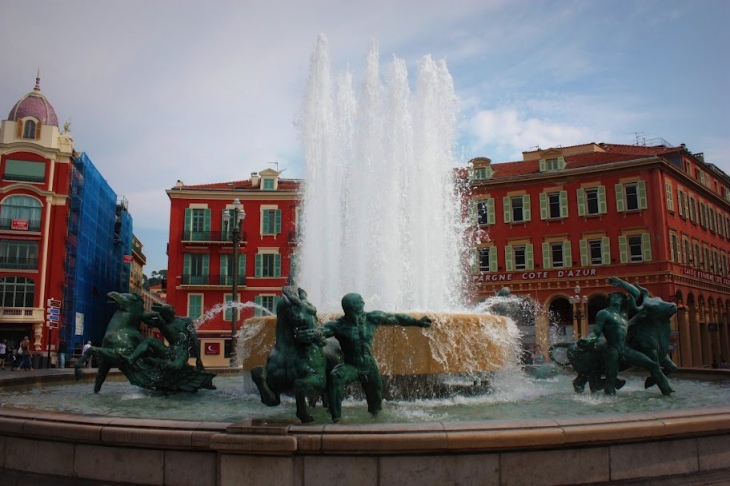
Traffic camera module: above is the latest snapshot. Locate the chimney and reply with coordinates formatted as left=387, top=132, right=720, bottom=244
left=251, top=172, right=260, bottom=187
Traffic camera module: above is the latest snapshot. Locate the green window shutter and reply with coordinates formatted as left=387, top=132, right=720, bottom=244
left=580, top=240, right=588, bottom=266
left=490, top=248, right=498, bottom=273
left=505, top=246, right=513, bottom=271
left=503, top=197, right=511, bottom=223
left=619, top=236, right=628, bottom=263
left=523, top=195, right=531, bottom=222
left=202, top=254, right=209, bottom=276
left=275, top=209, right=282, bottom=234
left=238, top=253, right=246, bottom=278
left=601, top=237, right=610, bottom=265
left=255, top=254, right=262, bottom=277
left=224, top=294, right=233, bottom=321
left=638, top=181, right=647, bottom=210
left=188, top=295, right=202, bottom=320
left=487, top=198, right=495, bottom=225
left=183, top=254, right=191, bottom=276
left=254, top=296, right=262, bottom=316
left=665, top=183, right=673, bottom=211
left=220, top=254, right=228, bottom=283
left=262, top=210, right=270, bottom=234
left=468, top=200, right=477, bottom=225
left=539, top=193, right=548, bottom=220
left=563, top=241, right=572, bottom=268
left=274, top=254, right=281, bottom=277
left=468, top=168, right=474, bottom=181
left=615, top=184, right=625, bottom=212
left=542, top=242, right=551, bottom=269
left=539, top=159, right=546, bottom=172
left=642, top=233, right=652, bottom=261
left=558, top=157, right=566, bottom=170
left=560, top=191, right=568, bottom=218
left=677, top=190, right=684, bottom=217
left=577, top=188, right=586, bottom=216
left=184, top=208, right=192, bottom=234
left=526, top=244, right=534, bottom=270
left=204, top=209, right=211, bottom=232
left=470, top=249, right=477, bottom=274
left=598, top=186, right=607, bottom=214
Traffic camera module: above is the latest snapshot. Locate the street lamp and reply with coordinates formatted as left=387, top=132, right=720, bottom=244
left=568, top=285, right=588, bottom=339
left=223, top=198, right=245, bottom=367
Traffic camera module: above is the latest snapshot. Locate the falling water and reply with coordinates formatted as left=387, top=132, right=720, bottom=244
left=298, top=35, right=466, bottom=312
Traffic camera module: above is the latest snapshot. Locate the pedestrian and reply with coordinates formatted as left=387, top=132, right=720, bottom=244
left=0, top=339, right=6, bottom=370
left=720, top=357, right=729, bottom=369
left=81, top=340, right=92, bottom=368
left=57, top=338, right=68, bottom=369
left=19, top=336, right=32, bottom=371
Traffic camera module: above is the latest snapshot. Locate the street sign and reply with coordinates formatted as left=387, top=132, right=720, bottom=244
left=48, top=308, right=60, bottom=316
left=46, top=321, right=59, bottom=329
left=47, top=314, right=59, bottom=322
left=123, top=255, right=133, bottom=263
left=11, top=219, right=28, bottom=230
left=47, top=298, right=61, bottom=308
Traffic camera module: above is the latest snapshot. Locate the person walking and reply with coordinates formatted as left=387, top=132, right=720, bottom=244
left=0, top=339, right=7, bottom=370
left=81, top=341, right=92, bottom=368
left=18, top=336, right=32, bottom=371
left=57, top=338, right=68, bottom=369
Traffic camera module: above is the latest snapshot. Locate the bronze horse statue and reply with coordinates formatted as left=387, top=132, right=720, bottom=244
left=251, top=286, right=342, bottom=423
left=75, top=292, right=215, bottom=393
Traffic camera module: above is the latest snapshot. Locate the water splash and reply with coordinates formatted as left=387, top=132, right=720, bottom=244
left=298, top=34, right=466, bottom=312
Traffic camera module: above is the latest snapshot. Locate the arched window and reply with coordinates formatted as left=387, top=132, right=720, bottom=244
left=0, top=276, right=35, bottom=307
left=0, top=196, right=42, bottom=231
left=22, top=120, right=36, bottom=139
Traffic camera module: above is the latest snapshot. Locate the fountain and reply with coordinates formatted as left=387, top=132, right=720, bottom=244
left=0, top=35, right=729, bottom=485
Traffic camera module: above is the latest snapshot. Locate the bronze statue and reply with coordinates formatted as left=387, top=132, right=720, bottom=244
left=298, top=293, right=431, bottom=422
left=74, top=292, right=215, bottom=393
left=551, top=277, right=676, bottom=396
left=251, top=287, right=342, bottom=423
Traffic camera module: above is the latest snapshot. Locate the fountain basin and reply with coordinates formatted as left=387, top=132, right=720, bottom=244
left=240, top=312, right=515, bottom=375
left=1, top=370, right=730, bottom=485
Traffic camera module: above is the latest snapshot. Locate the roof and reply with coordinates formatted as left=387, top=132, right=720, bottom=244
left=176, top=177, right=301, bottom=191
left=7, top=75, right=59, bottom=127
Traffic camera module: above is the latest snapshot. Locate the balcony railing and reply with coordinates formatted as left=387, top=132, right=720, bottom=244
left=181, top=274, right=246, bottom=286
left=288, top=231, right=299, bottom=244
left=0, top=218, right=41, bottom=231
left=0, top=307, right=43, bottom=323
left=0, top=257, right=39, bottom=270
left=182, top=230, right=248, bottom=243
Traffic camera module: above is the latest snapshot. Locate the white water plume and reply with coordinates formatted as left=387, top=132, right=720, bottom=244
left=298, top=34, right=465, bottom=312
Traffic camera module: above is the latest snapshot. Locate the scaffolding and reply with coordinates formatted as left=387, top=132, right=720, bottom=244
left=62, top=153, right=133, bottom=349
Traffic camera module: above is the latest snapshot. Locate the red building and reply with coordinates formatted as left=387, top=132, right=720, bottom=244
left=0, top=76, right=73, bottom=357
left=467, top=142, right=730, bottom=367
left=166, top=168, right=300, bottom=366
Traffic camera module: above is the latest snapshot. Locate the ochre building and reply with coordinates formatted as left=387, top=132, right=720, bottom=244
left=467, top=142, right=730, bottom=367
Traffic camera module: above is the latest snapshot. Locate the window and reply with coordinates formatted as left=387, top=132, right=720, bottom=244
left=540, top=191, right=568, bottom=220
left=255, top=295, right=278, bottom=316
left=0, top=240, right=38, bottom=269
left=670, top=234, right=680, bottom=263
left=3, top=159, right=45, bottom=183
left=219, top=253, right=246, bottom=285
left=188, top=294, right=203, bottom=319
left=0, top=195, right=42, bottom=231
left=471, top=247, right=497, bottom=274
left=262, top=178, right=275, bottom=190
left=22, top=120, right=36, bottom=139
left=693, top=243, right=700, bottom=268
left=580, top=237, right=610, bottom=266
left=505, top=244, right=533, bottom=271
left=223, top=293, right=241, bottom=320
left=689, top=196, right=697, bottom=223
left=255, top=253, right=281, bottom=277
left=665, top=182, right=674, bottom=212
left=470, top=166, right=492, bottom=180
left=683, top=240, right=691, bottom=265
left=470, top=198, right=495, bottom=226
left=539, top=156, right=565, bottom=172
left=183, top=208, right=210, bottom=241
left=546, top=158, right=559, bottom=171
left=619, top=234, right=651, bottom=263
left=478, top=248, right=491, bottom=272
left=542, top=241, right=571, bottom=269
left=615, top=181, right=647, bottom=212
left=548, top=193, right=561, bottom=218
left=0, top=276, right=35, bottom=307
left=503, top=195, right=530, bottom=223
left=577, top=187, right=606, bottom=216
left=261, top=208, right=282, bottom=235
left=183, top=254, right=209, bottom=284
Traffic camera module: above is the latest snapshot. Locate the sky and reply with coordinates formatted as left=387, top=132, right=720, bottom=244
left=1, top=0, right=728, bottom=273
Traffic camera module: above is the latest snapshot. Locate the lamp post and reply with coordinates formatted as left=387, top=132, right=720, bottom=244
left=223, top=199, right=245, bottom=368
left=568, top=285, right=588, bottom=339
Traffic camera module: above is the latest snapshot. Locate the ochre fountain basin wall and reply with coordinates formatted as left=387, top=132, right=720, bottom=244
left=240, top=312, right=514, bottom=375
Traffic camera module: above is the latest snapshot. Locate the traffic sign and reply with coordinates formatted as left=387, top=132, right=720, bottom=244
left=48, top=308, right=60, bottom=316
left=47, top=298, right=61, bottom=308
left=46, top=321, right=59, bottom=329
left=47, top=314, right=59, bottom=322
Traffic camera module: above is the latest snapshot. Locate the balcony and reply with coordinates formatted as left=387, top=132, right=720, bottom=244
left=0, top=307, right=44, bottom=323
left=288, top=231, right=299, bottom=245
left=0, top=218, right=41, bottom=232
left=181, top=274, right=246, bottom=286
left=0, top=257, right=39, bottom=270
left=182, top=231, right=248, bottom=243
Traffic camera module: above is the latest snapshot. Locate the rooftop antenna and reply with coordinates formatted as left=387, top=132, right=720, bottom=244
left=268, top=160, right=287, bottom=175
left=634, top=132, right=646, bottom=146
left=531, top=145, right=541, bottom=152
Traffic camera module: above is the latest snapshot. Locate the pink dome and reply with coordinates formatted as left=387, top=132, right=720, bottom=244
left=8, top=75, right=59, bottom=127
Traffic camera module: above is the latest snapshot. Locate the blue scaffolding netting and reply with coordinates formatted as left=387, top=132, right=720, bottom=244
left=62, top=152, right=133, bottom=349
